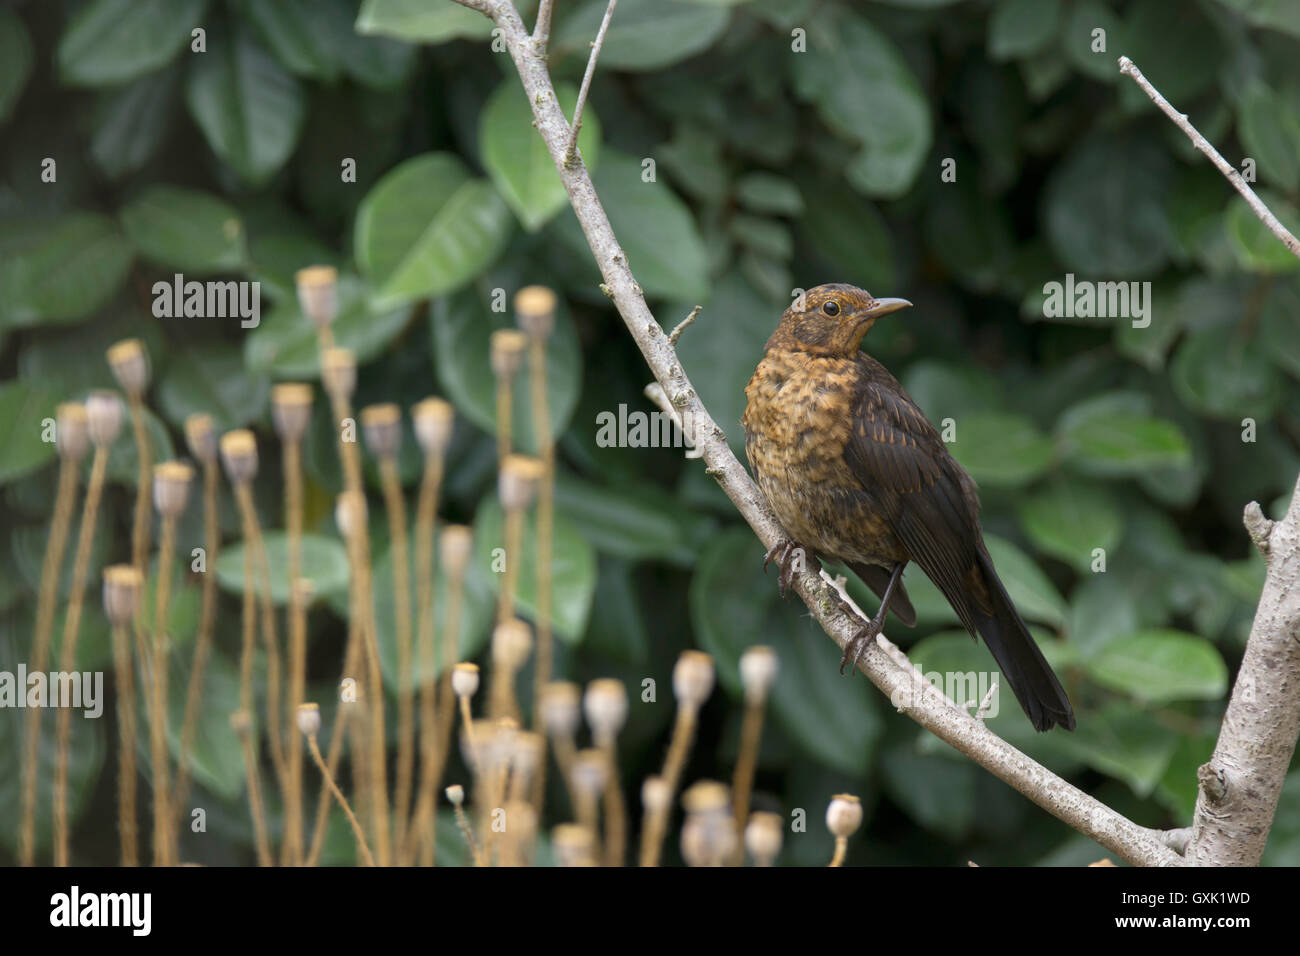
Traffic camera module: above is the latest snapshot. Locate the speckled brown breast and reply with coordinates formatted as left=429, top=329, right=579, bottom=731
left=742, top=349, right=908, bottom=568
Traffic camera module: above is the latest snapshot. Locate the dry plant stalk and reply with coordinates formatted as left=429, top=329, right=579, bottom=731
left=731, top=646, right=777, bottom=863
left=18, top=402, right=87, bottom=867
left=103, top=565, right=143, bottom=866
left=52, top=390, right=120, bottom=866
left=584, top=678, right=628, bottom=866
left=107, top=339, right=153, bottom=576
left=300, top=704, right=375, bottom=867
left=231, top=711, right=272, bottom=867
left=361, top=402, right=416, bottom=855
left=490, top=329, right=528, bottom=464
left=273, top=383, right=314, bottom=866
left=173, top=414, right=221, bottom=836
left=826, top=794, right=863, bottom=867
left=516, top=286, right=559, bottom=813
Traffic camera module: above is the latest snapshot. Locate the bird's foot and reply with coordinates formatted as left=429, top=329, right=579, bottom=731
left=839, top=619, right=883, bottom=677
left=763, top=539, right=815, bottom=599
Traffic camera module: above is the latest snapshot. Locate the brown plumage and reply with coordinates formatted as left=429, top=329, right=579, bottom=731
left=743, top=283, right=1075, bottom=732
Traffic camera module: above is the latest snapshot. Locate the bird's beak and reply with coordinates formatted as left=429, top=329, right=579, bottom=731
left=866, top=297, right=912, bottom=317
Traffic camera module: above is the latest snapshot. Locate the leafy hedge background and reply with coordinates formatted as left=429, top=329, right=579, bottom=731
left=2, top=0, right=1299, bottom=866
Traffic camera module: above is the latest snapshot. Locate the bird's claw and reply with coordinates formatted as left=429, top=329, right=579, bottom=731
left=763, top=539, right=812, bottom=600
left=839, top=621, right=881, bottom=677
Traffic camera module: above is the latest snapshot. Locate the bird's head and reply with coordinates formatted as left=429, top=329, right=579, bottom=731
left=768, top=283, right=912, bottom=356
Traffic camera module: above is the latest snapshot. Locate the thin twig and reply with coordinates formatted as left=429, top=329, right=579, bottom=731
left=668, top=306, right=701, bottom=346
left=1118, top=56, right=1300, bottom=258
left=564, top=0, right=617, bottom=166
left=532, top=0, right=554, bottom=49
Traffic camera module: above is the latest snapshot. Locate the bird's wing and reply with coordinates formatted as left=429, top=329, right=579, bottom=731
left=842, top=374, right=985, bottom=637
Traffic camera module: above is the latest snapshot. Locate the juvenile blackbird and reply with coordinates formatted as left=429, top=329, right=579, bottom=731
left=742, top=283, right=1075, bottom=732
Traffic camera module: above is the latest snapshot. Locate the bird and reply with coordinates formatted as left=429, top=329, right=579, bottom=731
left=742, top=283, right=1075, bottom=732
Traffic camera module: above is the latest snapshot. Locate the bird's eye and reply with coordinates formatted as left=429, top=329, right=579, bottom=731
left=822, top=300, right=840, bottom=317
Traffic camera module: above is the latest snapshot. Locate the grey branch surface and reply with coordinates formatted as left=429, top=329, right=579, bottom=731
left=1120, top=55, right=1300, bottom=867
left=450, top=0, right=1198, bottom=867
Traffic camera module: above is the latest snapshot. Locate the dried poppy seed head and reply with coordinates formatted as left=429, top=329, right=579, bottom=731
left=271, top=383, right=314, bottom=442
left=219, top=430, right=258, bottom=485
left=102, top=564, right=143, bottom=626
left=320, top=347, right=356, bottom=399
left=334, top=490, right=367, bottom=541
left=106, top=338, right=149, bottom=396
left=491, top=618, right=533, bottom=672
left=445, top=784, right=465, bottom=806
left=85, top=391, right=124, bottom=448
left=296, top=702, right=322, bottom=737
left=740, top=645, right=779, bottom=702
left=184, top=413, right=217, bottom=466
left=745, top=812, right=784, bottom=866
left=56, top=403, right=89, bottom=462
left=681, top=780, right=730, bottom=816
left=826, top=793, right=863, bottom=838
left=672, top=650, right=715, bottom=708
left=514, top=285, right=557, bottom=340
left=451, top=662, right=480, bottom=699
left=641, top=775, right=670, bottom=813
left=438, top=525, right=473, bottom=576
left=153, top=460, right=195, bottom=517
left=295, top=265, right=339, bottom=329
left=489, top=328, right=529, bottom=378
left=498, top=454, right=545, bottom=511
left=583, top=678, right=628, bottom=741
left=540, top=681, right=581, bottom=738
left=571, top=749, right=608, bottom=797
left=551, top=824, right=596, bottom=867
left=412, top=397, right=454, bottom=456
left=229, top=710, right=253, bottom=738
left=510, top=731, right=545, bottom=776
left=360, top=403, right=402, bottom=459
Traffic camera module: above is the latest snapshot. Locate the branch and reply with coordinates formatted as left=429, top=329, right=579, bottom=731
left=455, top=0, right=1184, bottom=867
left=1118, top=56, right=1300, bottom=259
left=1118, top=55, right=1300, bottom=867
left=565, top=0, right=618, bottom=166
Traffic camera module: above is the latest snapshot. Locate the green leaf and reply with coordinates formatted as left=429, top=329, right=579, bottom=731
left=481, top=81, right=601, bottom=232
left=1066, top=574, right=1141, bottom=657
left=216, top=532, right=351, bottom=606
left=988, top=0, right=1060, bottom=61
left=245, top=274, right=412, bottom=378
left=984, top=534, right=1067, bottom=628
left=1059, top=702, right=1179, bottom=796
left=237, top=0, right=345, bottom=81
left=120, top=186, right=246, bottom=274
left=795, top=179, right=896, bottom=298
left=89, top=69, right=179, bottom=180
left=1238, top=83, right=1300, bottom=193
left=553, top=474, right=695, bottom=564
left=57, top=0, right=207, bottom=86
left=0, top=381, right=58, bottom=485
left=1061, top=0, right=1123, bottom=82
left=691, top=529, right=883, bottom=776
left=735, top=173, right=804, bottom=216
left=1171, top=323, right=1283, bottom=421
left=947, top=413, right=1055, bottom=487
left=1261, top=280, right=1300, bottom=380
left=1086, top=629, right=1228, bottom=703
left=355, top=153, right=513, bottom=309
left=355, top=0, right=494, bottom=43
left=1057, top=396, right=1192, bottom=477
left=0, top=9, right=34, bottom=123
left=554, top=0, right=729, bottom=72
left=1225, top=192, right=1300, bottom=273
left=157, top=345, right=270, bottom=432
left=554, top=150, right=709, bottom=301
left=0, top=213, right=132, bottom=328
left=97, top=407, right=176, bottom=488
left=165, top=650, right=244, bottom=800
left=1017, top=475, right=1122, bottom=571
left=792, top=6, right=930, bottom=198
left=185, top=22, right=307, bottom=186
left=1045, top=134, right=1171, bottom=276
left=473, top=498, right=598, bottom=643
left=881, top=744, right=978, bottom=840
left=430, top=289, right=582, bottom=455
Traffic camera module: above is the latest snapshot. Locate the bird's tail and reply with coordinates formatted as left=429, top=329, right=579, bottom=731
left=970, top=549, right=1075, bottom=732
